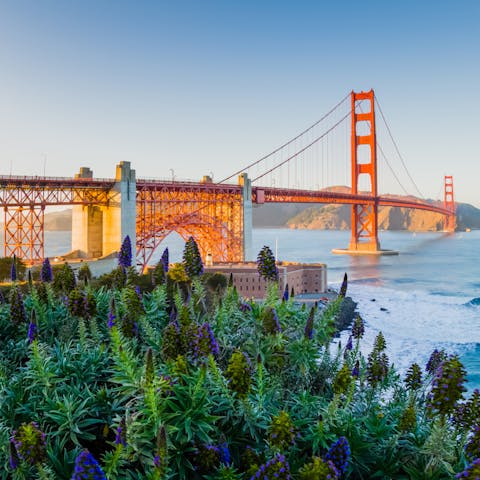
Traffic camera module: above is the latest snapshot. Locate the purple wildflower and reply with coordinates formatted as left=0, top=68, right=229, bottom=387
left=352, top=360, right=360, bottom=378
left=325, top=437, right=350, bottom=475
left=10, top=256, right=17, bottom=282
left=9, top=440, right=19, bottom=469
left=28, top=312, right=37, bottom=343
left=304, top=306, right=315, bottom=340
left=194, top=323, right=219, bottom=359
left=426, top=348, right=447, bottom=375
left=427, top=354, right=467, bottom=416
left=118, top=235, right=132, bottom=269
left=71, top=449, right=106, bottom=479
left=250, top=453, right=291, bottom=480
left=219, top=442, right=231, bottom=465
left=40, top=257, right=53, bottom=283
left=107, top=297, right=116, bottom=329
left=282, top=283, right=289, bottom=301
left=455, top=458, right=480, bottom=479
left=352, top=315, right=365, bottom=339
left=9, top=286, right=26, bottom=325
left=262, top=306, right=281, bottom=335
left=11, top=422, right=46, bottom=465
left=115, top=418, right=126, bottom=447
left=345, top=335, right=353, bottom=351
left=239, top=301, right=252, bottom=313
left=161, top=248, right=169, bottom=272
left=465, top=425, right=480, bottom=460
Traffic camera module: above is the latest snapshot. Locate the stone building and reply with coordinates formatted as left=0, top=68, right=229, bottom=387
left=204, top=262, right=327, bottom=299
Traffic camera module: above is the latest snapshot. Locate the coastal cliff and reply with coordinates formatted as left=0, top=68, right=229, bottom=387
left=285, top=202, right=480, bottom=231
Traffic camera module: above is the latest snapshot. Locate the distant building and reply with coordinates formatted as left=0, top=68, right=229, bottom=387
left=204, top=262, right=327, bottom=299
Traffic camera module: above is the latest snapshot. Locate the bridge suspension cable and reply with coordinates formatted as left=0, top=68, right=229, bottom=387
left=375, top=97, right=424, bottom=199
left=376, top=142, right=410, bottom=196
left=251, top=111, right=351, bottom=183
left=218, top=92, right=350, bottom=184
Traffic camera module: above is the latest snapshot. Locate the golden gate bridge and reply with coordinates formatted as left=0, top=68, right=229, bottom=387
left=0, top=90, right=455, bottom=270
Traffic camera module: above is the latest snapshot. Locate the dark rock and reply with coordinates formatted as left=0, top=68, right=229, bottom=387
left=335, top=296, right=358, bottom=332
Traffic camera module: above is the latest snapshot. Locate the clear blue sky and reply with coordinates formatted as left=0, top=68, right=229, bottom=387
left=0, top=1, right=479, bottom=205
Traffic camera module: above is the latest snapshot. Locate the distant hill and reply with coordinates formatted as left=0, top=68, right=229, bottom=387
left=284, top=202, right=480, bottom=231
left=34, top=199, right=480, bottom=233
left=252, top=187, right=480, bottom=231
left=44, top=209, right=72, bottom=231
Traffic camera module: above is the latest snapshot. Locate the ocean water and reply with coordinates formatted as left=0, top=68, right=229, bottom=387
left=42, top=228, right=480, bottom=389
left=251, top=228, right=480, bottom=391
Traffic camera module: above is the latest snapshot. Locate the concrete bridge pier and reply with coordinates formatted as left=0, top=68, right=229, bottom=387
left=71, top=161, right=136, bottom=260
left=239, top=173, right=253, bottom=261
left=72, top=167, right=103, bottom=258
left=102, top=161, right=136, bottom=259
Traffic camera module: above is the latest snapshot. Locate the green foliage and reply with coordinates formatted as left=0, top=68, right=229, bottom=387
left=428, top=354, right=467, bottom=416
left=0, top=263, right=474, bottom=479
left=267, top=410, right=297, bottom=448
left=77, top=263, right=92, bottom=285
left=52, top=263, right=76, bottom=294
left=225, top=350, right=252, bottom=397
left=298, top=456, right=339, bottom=480
left=332, top=363, right=352, bottom=395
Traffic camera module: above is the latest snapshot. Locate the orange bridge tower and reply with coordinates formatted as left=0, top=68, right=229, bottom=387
left=444, top=175, right=456, bottom=232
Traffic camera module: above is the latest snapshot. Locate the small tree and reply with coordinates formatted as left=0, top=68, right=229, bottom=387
left=257, top=245, right=278, bottom=282
left=78, top=263, right=92, bottom=284
left=182, top=236, right=203, bottom=279
left=52, top=263, right=76, bottom=293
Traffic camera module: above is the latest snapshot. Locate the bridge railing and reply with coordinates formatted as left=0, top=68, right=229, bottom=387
left=0, top=174, right=115, bottom=183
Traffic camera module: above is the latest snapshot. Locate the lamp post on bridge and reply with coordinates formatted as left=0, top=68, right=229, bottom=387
left=169, top=169, right=175, bottom=182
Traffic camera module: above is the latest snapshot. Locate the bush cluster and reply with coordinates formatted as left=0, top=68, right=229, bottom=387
left=0, top=248, right=478, bottom=479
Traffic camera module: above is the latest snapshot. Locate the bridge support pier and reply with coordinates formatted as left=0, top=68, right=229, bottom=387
left=71, top=162, right=136, bottom=260
left=72, top=168, right=103, bottom=258
left=102, top=161, right=136, bottom=259
left=239, top=173, right=253, bottom=261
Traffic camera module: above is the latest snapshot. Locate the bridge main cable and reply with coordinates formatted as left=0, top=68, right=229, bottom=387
left=251, top=110, right=351, bottom=183
left=218, top=92, right=350, bottom=184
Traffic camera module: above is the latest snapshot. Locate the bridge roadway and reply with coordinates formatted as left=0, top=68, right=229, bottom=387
left=0, top=173, right=453, bottom=267
left=0, top=175, right=452, bottom=216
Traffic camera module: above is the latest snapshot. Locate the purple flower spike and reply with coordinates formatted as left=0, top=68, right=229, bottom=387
left=71, top=449, right=106, bottom=479
left=118, top=235, right=132, bottom=268
left=325, top=436, right=350, bottom=475
left=40, top=257, right=53, bottom=282
left=10, top=256, right=17, bottom=282
left=161, top=248, right=169, bottom=273
left=28, top=319, right=37, bottom=343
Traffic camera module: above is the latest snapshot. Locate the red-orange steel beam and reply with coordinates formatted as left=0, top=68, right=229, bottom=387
left=0, top=177, right=111, bottom=262
left=136, top=180, right=244, bottom=269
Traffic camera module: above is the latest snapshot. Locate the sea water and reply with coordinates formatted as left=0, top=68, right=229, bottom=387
left=251, top=228, right=480, bottom=391
left=43, top=228, right=480, bottom=389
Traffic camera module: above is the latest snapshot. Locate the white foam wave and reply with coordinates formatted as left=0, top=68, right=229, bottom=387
left=338, top=282, right=480, bottom=376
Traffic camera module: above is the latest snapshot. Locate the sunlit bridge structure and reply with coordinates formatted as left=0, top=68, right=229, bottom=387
left=0, top=90, right=455, bottom=270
